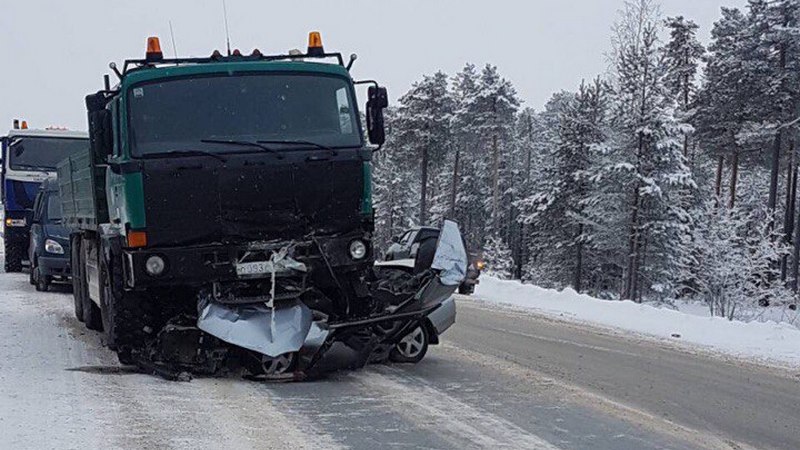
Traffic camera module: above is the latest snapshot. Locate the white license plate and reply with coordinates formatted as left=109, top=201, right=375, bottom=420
left=236, top=261, right=272, bottom=276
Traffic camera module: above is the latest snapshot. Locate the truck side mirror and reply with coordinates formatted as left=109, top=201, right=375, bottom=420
left=86, top=92, right=113, bottom=164
left=366, top=86, right=388, bottom=146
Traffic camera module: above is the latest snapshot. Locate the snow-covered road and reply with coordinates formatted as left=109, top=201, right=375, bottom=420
left=0, top=272, right=794, bottom=449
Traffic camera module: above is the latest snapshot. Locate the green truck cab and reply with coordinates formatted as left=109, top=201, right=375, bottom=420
left=60, top=34, right=463, bottom=379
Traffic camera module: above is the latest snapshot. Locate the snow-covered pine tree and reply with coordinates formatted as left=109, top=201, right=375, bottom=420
left=468, top=65, right=521, bottom=242
left=662, top=16, right=704, bottom=162
left=609, top=0, right=695, bottom=301
left=695, top=7, right=749, bottom=207
left=394, top=72, right=454, bottom=226
left=372, top=107, right=419, bottom=251
left=517, top=80, right=610, bottom=292
left=450, top=63, right=484, bottom=250
left=482, top=234, right=514, bottom=280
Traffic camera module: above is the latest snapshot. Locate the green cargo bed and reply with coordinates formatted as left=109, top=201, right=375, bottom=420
left=57, top=148, right=108, bottom=230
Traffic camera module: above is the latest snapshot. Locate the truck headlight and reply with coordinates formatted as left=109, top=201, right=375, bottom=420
left=145, top=255, right=166, bottom=276
left=45, top=239, right=64, bottom=255
left=349, top=240, right=367, bottom=260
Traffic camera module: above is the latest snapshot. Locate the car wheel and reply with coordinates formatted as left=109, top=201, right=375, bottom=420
left=389, top=325, right=429, bottom=364
left=34, top=266, right=50, bottom=292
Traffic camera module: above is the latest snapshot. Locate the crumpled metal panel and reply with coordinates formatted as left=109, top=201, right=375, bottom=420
left=431, top=220, right=468, bottom=286
left=197, top=299, right=313, bottom=357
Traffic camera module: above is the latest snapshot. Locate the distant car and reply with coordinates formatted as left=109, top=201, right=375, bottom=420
left=28, top=178, right=70, bottom=291
left=383, top=226, right=482, bottom=295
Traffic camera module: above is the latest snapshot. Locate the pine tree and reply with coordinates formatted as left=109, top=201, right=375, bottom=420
left=610, top=0, right=695, bottom=301
left=518, top=80, right=610, bottom=292
left=394, top=72, right=454, bottom=226
left=663, top=16, right=704, bottom=161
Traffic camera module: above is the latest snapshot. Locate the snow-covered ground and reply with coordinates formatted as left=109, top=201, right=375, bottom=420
left=473, top=276, right=800, bottom=369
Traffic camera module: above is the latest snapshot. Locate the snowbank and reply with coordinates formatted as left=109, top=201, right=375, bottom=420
left=474, top=276, right=800, bottom=368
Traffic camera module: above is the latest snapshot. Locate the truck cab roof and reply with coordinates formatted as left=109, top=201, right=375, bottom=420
left=6, top=129, right=88, bottom=140
left=120, top=60, right=353, bottom=89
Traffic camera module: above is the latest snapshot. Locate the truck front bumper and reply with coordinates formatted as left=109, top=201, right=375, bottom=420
left=123, top=233, right=372, bottom=290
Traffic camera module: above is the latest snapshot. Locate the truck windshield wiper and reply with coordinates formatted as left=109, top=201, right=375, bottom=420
left=256, top=140, right=339, bottom=157
left=200, top=139, right=283, bottom=159
left=144, top=149, right=227, bottom=162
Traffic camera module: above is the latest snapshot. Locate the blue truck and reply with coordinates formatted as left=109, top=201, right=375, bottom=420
left=1, top=122, right=88, bottom=272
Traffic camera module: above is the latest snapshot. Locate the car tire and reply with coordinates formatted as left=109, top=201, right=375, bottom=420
left=389, top=325, right=429, bottom=364
left=34, top=265, right=50, bottom=292
left=71, top=236, right=85, bottom=322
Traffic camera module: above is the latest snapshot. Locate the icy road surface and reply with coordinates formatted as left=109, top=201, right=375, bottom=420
left=1, top=273, right=797, bottom=449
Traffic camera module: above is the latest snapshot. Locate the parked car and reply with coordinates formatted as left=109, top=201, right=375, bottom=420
left=383, top=226, right=482, bottom=295
left=28, top=177, right=70, bottom=291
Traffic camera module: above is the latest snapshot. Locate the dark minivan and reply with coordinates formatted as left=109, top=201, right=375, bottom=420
left=28, top=177, right=71, bottom=291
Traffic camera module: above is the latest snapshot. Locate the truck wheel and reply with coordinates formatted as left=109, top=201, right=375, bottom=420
left=81, top=240, right=103, bottom=331
left=101, top=243, right=149, bottom=364
left=71, top=236, right=85, bottom=322
left=4, top=240, right=23, bottom=273
left=389, top=325, right=429, bottom=364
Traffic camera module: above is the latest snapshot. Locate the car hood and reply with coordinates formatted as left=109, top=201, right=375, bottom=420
left=43, top=224, right=70, bottom=243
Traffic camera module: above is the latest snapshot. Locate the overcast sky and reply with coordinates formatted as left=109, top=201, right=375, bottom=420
left=0, top=0, right=748, bottom=132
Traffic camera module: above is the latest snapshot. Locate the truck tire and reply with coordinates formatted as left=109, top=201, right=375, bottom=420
left=101, top=243, right=150, bottom=365
left=71, top=236, right=85, bottom=322
left=81, top=238, right=103, bottom=331
left=4, top=240, right=23, bottom=273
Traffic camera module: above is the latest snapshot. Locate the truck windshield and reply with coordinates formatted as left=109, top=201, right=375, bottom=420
left=128, top=73, right=363, bottom=156
left=8, top=137, right=88, bottom=171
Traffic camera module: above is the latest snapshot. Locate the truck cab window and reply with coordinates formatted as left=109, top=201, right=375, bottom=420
left=128, top=73, right=363, bottom=156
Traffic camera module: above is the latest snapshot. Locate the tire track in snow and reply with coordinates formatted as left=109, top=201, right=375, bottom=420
left=1, top=273, right=333, bottom=450
left=352, top=366, right=562, bottom=449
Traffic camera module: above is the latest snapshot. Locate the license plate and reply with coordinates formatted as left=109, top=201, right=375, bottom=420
left=236, top=261, right=272, bottom=276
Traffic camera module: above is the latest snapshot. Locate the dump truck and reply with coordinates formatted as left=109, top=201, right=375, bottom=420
left=1, top=123, right=88, bottom=272
left=59, top=33, right=465, bottom=380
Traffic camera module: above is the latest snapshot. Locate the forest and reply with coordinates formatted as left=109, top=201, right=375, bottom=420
left=371, top=0, right=800, bottom=318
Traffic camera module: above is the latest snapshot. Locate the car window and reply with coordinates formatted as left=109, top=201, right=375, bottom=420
left=416, top=229, right=439, bottom=243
